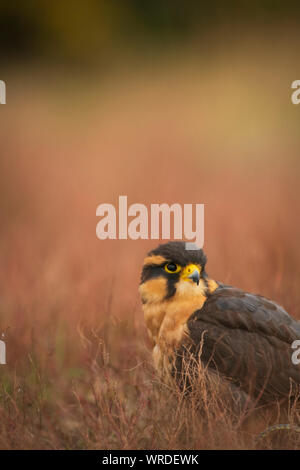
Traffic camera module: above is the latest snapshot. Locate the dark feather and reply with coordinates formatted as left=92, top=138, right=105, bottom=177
left=178, top=286, right=300, bottom=404
left=148, top=241, right=207, bottom=269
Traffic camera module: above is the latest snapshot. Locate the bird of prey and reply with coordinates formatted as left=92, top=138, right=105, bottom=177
left=139, top=241, right=300, bottom=406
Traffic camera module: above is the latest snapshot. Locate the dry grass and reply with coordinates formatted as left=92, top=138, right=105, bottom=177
left=0, top=37, right=300, bottom=449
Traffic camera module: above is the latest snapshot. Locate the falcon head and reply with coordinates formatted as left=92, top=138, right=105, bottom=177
left=139, top=241, right=209, bottom=304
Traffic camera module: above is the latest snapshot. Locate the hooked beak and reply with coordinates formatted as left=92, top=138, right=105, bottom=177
left=181, top=264, right=201, bottom=286
left=187, top=269, right=200, bottom=285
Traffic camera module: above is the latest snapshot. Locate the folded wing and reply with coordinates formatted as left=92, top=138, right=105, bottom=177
left=184, top=286, right=300, bottom=403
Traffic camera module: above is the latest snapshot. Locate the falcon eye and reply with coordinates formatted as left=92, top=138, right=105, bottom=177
left=164, top=263, right=181, bottom=274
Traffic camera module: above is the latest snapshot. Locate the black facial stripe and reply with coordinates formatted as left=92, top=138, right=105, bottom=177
left=140, top=263, right=180, bottom=300
left=165, top=276, right=178, bottom=299
left=140, top=264, right=166, bottom=284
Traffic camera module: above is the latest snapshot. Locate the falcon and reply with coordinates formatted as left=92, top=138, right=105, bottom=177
left=139, top=241, right=300, bottom=406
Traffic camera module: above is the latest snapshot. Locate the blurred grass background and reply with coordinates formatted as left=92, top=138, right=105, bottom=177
left=0, top=1, right=300, bottom=449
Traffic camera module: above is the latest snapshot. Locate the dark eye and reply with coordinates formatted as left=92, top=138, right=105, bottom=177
left=164, top=263, right=181, bottom=274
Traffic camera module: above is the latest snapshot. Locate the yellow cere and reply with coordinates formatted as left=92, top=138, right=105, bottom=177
left=180, top=264, right=201, bottom=281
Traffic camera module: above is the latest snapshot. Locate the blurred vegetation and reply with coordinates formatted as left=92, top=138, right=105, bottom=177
left=1, top=0, right=300, bottom=451
left=1, top=0, right=300, bottom=64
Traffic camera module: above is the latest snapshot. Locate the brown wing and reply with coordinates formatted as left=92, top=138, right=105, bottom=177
left=183, top=286, right=300, bottom=404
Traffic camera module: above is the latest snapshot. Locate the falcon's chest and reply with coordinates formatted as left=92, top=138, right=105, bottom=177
left=142, top=278, right=219, bottom=379
left=143, top=291, right=208, bottom=378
